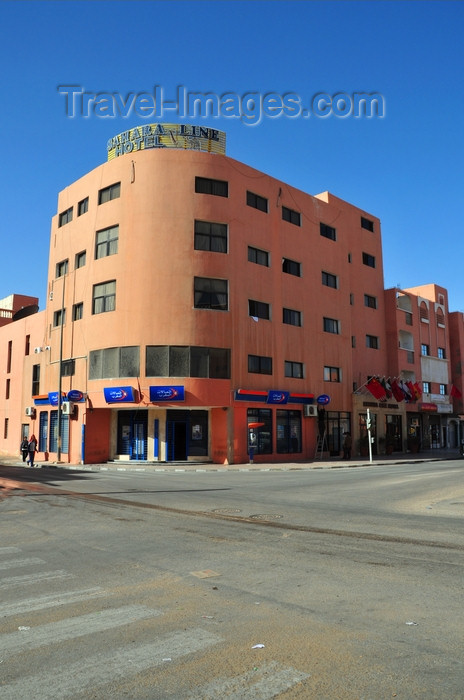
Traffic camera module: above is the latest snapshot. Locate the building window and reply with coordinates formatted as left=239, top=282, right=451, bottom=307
left=194, top=277, right=228, bottom=311
left=364, top=294, right=377, bottom=309
left=92, top=280, right=116, bottom=315
left=25, top=335, right=30, bottom=355
left=75, top=251, right=86, bottom=269
left=247, top=408, right=272, bottom=455
left=421, top=343, right=430, bottom=356
left=62, top=359, right=75, bottom=377
left=247, top=191, right=268, bottom=212
left=277, top=410, right=302, bottom=453
left=352, top=336, right=356, bottom=348
left=7, top=340, right=12, bottom=373
left=282, top=258, right=301, bottom=276
left=419, top=302, right=429, bottom=322
left=5, top=378, right=10, bottom=400
left=366, top=335, right=379, bottom=349
left=96, top=225, right=119, bottom=259
left=362, top=252, right=376, bottom=268
left=194, top=220, right=228, bottom=253
left=98, top=182, right=120, bottom=204
left=322, top=271, right=337, bottom=289
left=350, top=293, right=354, bottom=305
left=423, top=381, right=430, bottom=393
left=249, top=299, right=270, bottom=320
left=53, top=309, right=66, bottom=327
left=361, top=216, right=374, bottom=232
left=4, top=418, right=8, bottom=439
left=248, top=354, right=272, bottom=375
left=32, top=364, right=40, bottom=395
left=56, top=259, right=68, bottom=277
left=324, top=366, right=341, bottom=382
left=72, top=302, right=83, bottom=321
left=320, top=222, right=336, bottom=241
left=195, top=176, right=228, bottom=197
left=248, top=246, right=269, bottom=267
left=58, top=207, right=73, bottom=227
left=407, top=351, right=414, bottom=363
left=282, top=206, right=301, bottom=226
left=285, top=361, right=304, bottom=378
left=405, top=312, right=413, bottom=325
left=89, top=346, right=140, bottom=379
left=283, top=308, right=302, bottom=326
left=439, top=384, right=446, bottom=395
left=78, top=197, right=89, bottom=216
left=323, top=317, right=340, bottom=334
left=146, top=346, right=230, bottom=379
left=438, top=347, right=446, bottom=359
left=436, top=308, right=445, bottom=327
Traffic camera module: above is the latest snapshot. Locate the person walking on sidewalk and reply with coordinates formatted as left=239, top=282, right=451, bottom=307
left=20, top=437, right=29, bottom=463
left=343, top=432, right=352, bottom=460
left=28, top=434, right=38, bottom=467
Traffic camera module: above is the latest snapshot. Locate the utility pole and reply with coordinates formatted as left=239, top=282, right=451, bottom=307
left=57, top=272, right=66, bottom=463
left=366, top=408, right=373, bottom=463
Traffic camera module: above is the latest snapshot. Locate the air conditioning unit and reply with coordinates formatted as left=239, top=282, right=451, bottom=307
left=303, top=404, right=318, bottom=417
left=34, top=347, right=42, bottom=354
left=25, top=407, right=36, bottom=417
left=62, top=401, right=74, bottom=415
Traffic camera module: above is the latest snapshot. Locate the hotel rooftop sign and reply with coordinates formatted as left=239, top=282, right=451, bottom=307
left=107, top=124, right=226, bottom=160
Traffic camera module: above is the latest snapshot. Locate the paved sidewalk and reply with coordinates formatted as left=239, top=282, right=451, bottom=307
left=1, top=449, right=462, bottom=473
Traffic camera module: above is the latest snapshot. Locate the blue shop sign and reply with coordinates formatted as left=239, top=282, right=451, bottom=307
left=267, top=390, right=289, bottom=404
left=104, top=386, right=136, bottom=403
left=48, top=392, right=66, bottom=406
left=317, top=394, right=331, bottom=405
left=67, top=390, right=85, bottom=402
left=149, top=385, right=185, bottom=402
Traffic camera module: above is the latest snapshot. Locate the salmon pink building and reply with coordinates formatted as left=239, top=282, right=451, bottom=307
left=0, top=124, right=462, bottom=464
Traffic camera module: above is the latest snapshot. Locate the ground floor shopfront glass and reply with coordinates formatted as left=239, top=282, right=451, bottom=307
left=324, top=411, right=351, bottom=456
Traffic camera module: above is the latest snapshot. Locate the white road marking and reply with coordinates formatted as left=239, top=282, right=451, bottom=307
left=0, top=570, right=74, bottom=589
left=1, top=628, right=222, bottom=699
left=0, top=557, right=45, bottom=570
left=0, top=587, right=109, bottom=617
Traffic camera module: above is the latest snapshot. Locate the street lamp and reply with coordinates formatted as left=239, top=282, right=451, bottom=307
left=56, top=271, right=66, bottom=463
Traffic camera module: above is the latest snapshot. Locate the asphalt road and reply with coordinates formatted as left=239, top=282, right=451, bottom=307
left=1, top=460, right=463, bottom=699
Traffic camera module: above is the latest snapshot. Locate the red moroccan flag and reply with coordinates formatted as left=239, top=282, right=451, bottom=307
left=366, top=377, right=386, bottom=400
left=390, top=379, right=405, bottom=402
left=450, top=384, right=462, bottom=399
left=406, top=381, right=416, bottom=401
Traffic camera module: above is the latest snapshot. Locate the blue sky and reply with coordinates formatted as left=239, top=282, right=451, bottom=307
left=1, top=0, right=463, bottom=311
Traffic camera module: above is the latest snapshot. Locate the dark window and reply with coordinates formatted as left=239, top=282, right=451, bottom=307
left=96, top=225, right=119, bottom=259
left=362, top=252, right=376, bottom=268
left=282, top=258, right=301, bottom=276
left=246, top=191, right=268, bottom=212
left=366, top=335, right=379, bottom=349
left=92, top=280, right=116, bottom=315
left=423, top=381, right=430, bottom=393
left=53, top=309, right=66, bottom=327
left=5, top=378, right=10, bottom=400
left=78, top=198, right=89, bottom=216
left=405, top=312, right=413, bottom=325
left=320, top=222, right=336, bottom=240
left=248, top=246, right=269, bottom=266
left=194, top=277, right=228, bottom=311
left=285, top=361, right=304, bottom=378
left=248, top=354, right=272, bottom=375
left=72, top=302, right=83, bottom=321
left=249, top=299, right=270, bottom=320
left=62, top=359, right=75, bottom=377
left=323, top=317, right=340, bottom=334
left=283, top=308, right=302, bottom=326
left=282, top=206, right=301, bottom=226
left=7, top=341, right=12, bottom=373
left=89, top=346, right=140, bottom=379
left=56, top=259, right=68, bottom=277
left=194, top=220, right=228, bottom=253
left=324, top=366, right=341, bottom=382
left=322, top=271, right=337, bottom=288
left=247, top=408, right=272, bottom=455
left=438, top=347, right=446, bottom=359
left=195, top=176, right=228, bottom=197
left=32, top=364, right=40, bottom=395
left=75, top=251, right=86, bottom=269
left=98, top=182, right=120, bottom=204
left=58, top=207, right=73, bottom=227
left=25, top=335, right=30, bottom=355
left=361, top=216, right=374, bottom=232
left=146, top=346, right=230, bottom=379
left=364, top=294, right=377, bottom=309
left=421, top=343, right=430, bottom=356
left=276, top=410, right=302, bottom=453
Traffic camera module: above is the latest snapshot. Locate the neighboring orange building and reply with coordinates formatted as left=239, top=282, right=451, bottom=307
left=0, top=125, right=462, bottom=464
